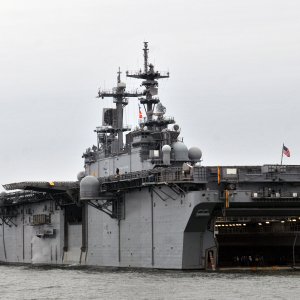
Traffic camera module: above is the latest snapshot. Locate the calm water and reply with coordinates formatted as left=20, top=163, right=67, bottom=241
left=0, top=265, right=299, bottom=300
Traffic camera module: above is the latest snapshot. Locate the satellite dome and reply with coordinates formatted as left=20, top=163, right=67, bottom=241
left=80, top=176, right=100, bottom=200
left=77, top=171, right=85, bottom=181
left=173, top=124, right=180, bottom=131
left=162, top=145, right=171, bottom=152
left=117, top=82, right=126, bottom=88
left=0, top=191, right=6, bottom=197
left=172, top=142, right=189, bottom=161
left=188, top=147, right=202, bottom=161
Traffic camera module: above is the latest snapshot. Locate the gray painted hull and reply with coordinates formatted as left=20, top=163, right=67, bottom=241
left=0, top=189, right=217, bottom=269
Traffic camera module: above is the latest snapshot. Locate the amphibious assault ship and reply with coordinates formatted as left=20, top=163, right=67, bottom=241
left=0, top=43, right=299, bottom=269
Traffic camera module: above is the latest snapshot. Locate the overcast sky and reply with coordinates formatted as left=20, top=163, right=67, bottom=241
left=1, top=0, right=300, bottom=190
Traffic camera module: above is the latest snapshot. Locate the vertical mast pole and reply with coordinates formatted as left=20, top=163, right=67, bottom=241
left=143, top=42, right=152, bottom=122
left=116, top=67, right=123, bottom=153
left=117, top=67, right=121, bottom=83
left=280, top=143, right=284, bottom=165
left=143, top=42, right=148, bottom=73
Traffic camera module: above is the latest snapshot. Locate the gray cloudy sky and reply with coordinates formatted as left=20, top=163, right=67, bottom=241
left=1, top=0, right=300, bottom=190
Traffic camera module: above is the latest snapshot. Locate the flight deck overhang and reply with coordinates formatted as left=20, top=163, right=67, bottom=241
left=2, top=181, right=79, bottom=193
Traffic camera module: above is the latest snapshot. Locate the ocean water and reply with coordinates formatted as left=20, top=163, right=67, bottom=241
left=0, top=265, right=299, bottom=300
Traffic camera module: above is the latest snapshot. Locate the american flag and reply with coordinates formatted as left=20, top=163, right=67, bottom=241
left=138, top=105, right=143, bottom=119
left=283, top=145, right=290, bottom=157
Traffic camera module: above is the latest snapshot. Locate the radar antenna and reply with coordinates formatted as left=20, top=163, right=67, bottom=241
left=126, top=42, right=172, bottom=131
left=97, top=69, right=143, bottom=154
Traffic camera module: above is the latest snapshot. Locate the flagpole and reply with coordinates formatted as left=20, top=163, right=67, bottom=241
left=280, top=143, right=284, bottom=165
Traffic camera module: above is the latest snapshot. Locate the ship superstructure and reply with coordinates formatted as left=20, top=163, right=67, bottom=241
left=0, top=43, right=299, bottom=269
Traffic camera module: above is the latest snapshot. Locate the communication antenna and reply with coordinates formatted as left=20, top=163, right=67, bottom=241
left=126, top=42, right=172, bottom=131
left=97, top=68, right=143, bottom=153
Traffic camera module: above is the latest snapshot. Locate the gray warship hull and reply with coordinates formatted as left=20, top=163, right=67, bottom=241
left=0, top=188, right=215, bottom=269
left=1, top=164, right=300, bottom=269
left=1, top=43, right=299, bottom=269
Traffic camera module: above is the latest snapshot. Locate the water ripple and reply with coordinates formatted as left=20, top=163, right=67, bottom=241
left=0, top=265, right=299, bottom=300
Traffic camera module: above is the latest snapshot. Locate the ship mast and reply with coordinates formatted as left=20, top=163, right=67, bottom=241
left=97, top=68, right=142, bottom=154
left=126, top=42, right=171, bottom=131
